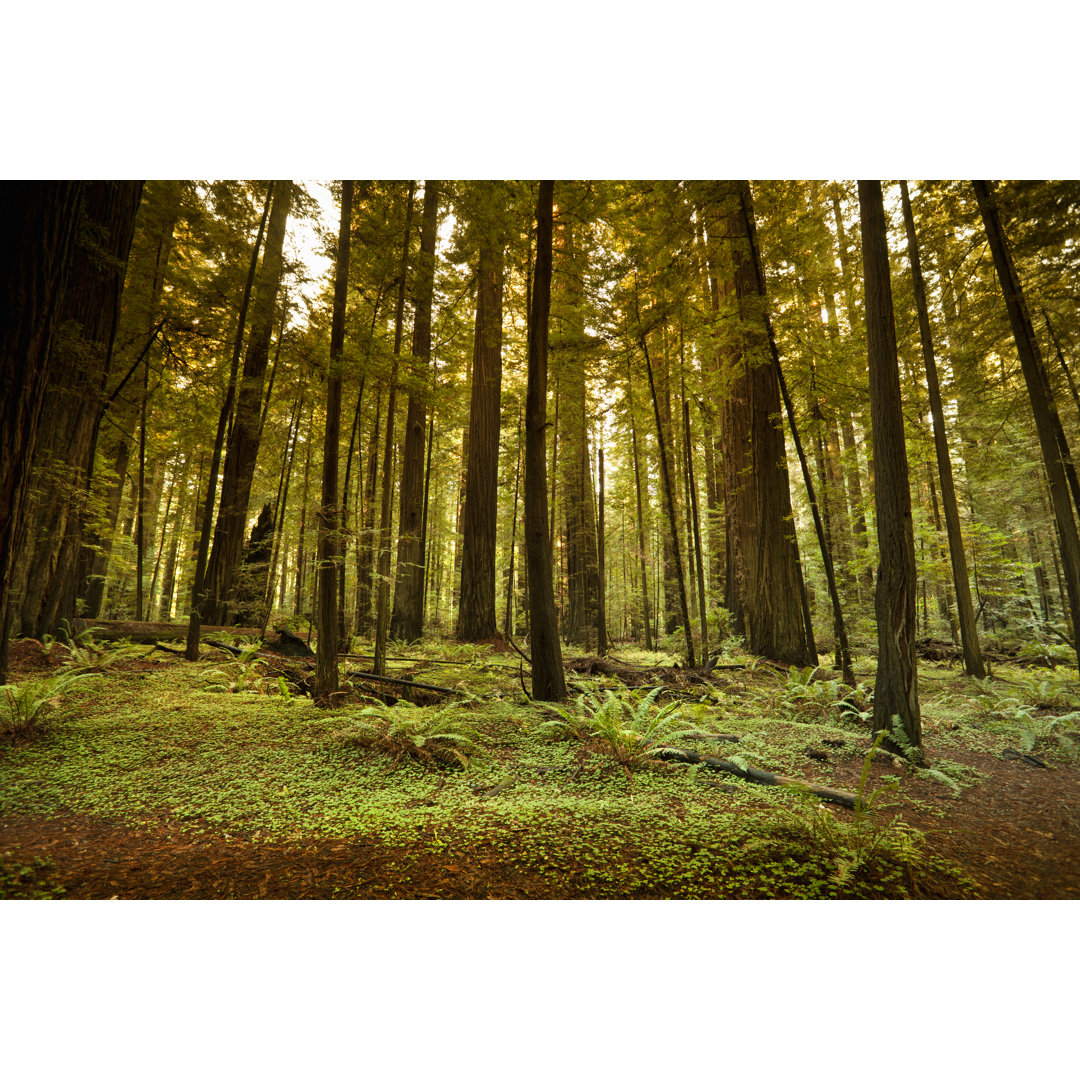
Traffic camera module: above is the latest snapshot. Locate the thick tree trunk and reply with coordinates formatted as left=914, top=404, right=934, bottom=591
left=203, top=181, right=292, bottom=625
left=391, top=180, right=440, bottom=641
left=859, top=180, right=922, bottom=757
left=457, top=235, right=505, bottom=641
left=524, top=181, right=566, bottom=701
left=899, top=181, right=984, bottom=677
left=711, top=181, right=816, bottom=666
left=0, top=182, right=84, bottom=681
left=315, top=180, right=353, bottom=701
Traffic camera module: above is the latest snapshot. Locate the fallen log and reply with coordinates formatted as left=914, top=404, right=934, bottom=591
left=652, top=746, right=859, bottom=808
left=78, top=619, right=261, bottom=642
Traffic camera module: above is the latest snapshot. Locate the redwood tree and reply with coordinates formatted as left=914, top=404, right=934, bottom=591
left=315, top=180, right=353, bottom=701
left=859, top=179, right=922, bottom=757
left=524, top=181, right=566, bottom=701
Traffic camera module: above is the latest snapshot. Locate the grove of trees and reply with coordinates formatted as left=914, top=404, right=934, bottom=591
left=5, top=178, right=1080, bottom=756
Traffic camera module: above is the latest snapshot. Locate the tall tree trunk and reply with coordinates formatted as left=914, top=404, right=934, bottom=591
left=627, top=359, right=654, bottom=650
left=899, top=180, right=984, bottom=676
left=683, top=398, right=709, bottom=661
left=973, top=179, right=1080, bottom=661
left=504, top=411, right=523, bottom=639
left=391, top=180, right=440, bottom=641
left=374, top=181, right=415, bottom=676
left=457, top=228, right=505, bottom=641
left=185, top=183, right=273, bottom=660
left=0, top=182, right=84, bottom=681
left=710, top=181, right=816, bottom=666
left=639, top=316, right=695, bottom=668
left=203, top=181, right=293, bottom=625
left=597, top=440, right=608, bottom=656
left=16, top=181, right=144, bottom=638
left=859, top=180, right=922, bottom=757
left=524, top=181, right=566, bottom=701
left=315, top=180, right=353, bottom=701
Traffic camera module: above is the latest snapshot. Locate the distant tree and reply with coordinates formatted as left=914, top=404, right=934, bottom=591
left=390, top=180, right=440, bottom=642
left=457, top=182, right=509, bottom=642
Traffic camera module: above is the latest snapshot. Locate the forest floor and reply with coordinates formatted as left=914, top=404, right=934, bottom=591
left=2, top=633, right=1079, bottom=900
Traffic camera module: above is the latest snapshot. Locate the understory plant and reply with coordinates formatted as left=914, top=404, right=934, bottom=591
left=336, top=703, right=483, bottom=768
left=538, top=687, right=705, bottom=771
left=203, top=645, right=268, bottom=693
left=779, top=730, right=926, bottom=887
left=1, top=670, right=100, bottom=738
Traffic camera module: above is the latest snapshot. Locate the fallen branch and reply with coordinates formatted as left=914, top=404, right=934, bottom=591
left=344, top=668, right=462, bottom=696
left=652, top=746, right=858, bottom=809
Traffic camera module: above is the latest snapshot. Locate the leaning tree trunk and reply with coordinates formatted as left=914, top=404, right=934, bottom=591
left=390, top=180, right=440, bottom=642
left=524, top=181, right=567, bottom=701
left=859, top=180, right=922, bottom=759
left=900, top=180, right=984, bottom=677
left=457, top=224, right=506, bottom=641
left=185, top=183, right=274, bottom=660
left=315, top=180, right=353, bottom=702
left=203, top=181, right=292, bottom=625
left=973, top=179, right=1080, bottom=665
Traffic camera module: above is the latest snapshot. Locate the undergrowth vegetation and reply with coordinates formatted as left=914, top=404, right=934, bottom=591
left=3, top=633, right=1076, bottom=897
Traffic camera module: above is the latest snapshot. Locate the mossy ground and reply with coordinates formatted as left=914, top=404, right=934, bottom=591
left=2, top=636, right=1078, bottom=899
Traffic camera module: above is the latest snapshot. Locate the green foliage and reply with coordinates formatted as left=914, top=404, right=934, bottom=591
left=778, top=730, right=926, bottom=887
left=202, top=646, right=268, bottom=693
left=334, top=702, right=484, bottom=769
left=538, top=686, right=705, bottom=772
left=1, top=670, right=100, bottom=738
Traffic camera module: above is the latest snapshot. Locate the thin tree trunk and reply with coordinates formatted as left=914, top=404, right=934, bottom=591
left=202, top=181, right=292, bottom=625
left=900, top=180, right=984, bottom=676
left=626, top=357, right=654, bottom=651
left=504, top=410, right=523, bottom=639
left=683, top=398, right=709, bottom=661
left=597, top=441, right=608, bottom=656
left=374, top=181, right=415, bottom=676
left=973, top=179, right=1080, bottom=660
left=185, top=182, right=273, bottom=660
left=639, top=317, right=695, bottom=668
left=315, top=180, right=353, bottom=701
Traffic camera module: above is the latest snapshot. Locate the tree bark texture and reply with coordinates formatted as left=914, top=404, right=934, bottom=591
left=859, top=180, right=922, bottom=755
left=391, top=180, right=440, bottom=641
left=203, top=181, right=292, bottom=625
left=973, top=179, right=1080, bottom=663
left=456, top=232, right=505, bottom=641
left=710, top=180, right=816, bottom=666
left=0, top=182, right=84, bottom=680
left=899, top=180, right=984, bottom=677
left=315, top=180, right=353, bottom=700
left=524, top=181, right=567, bottom=701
